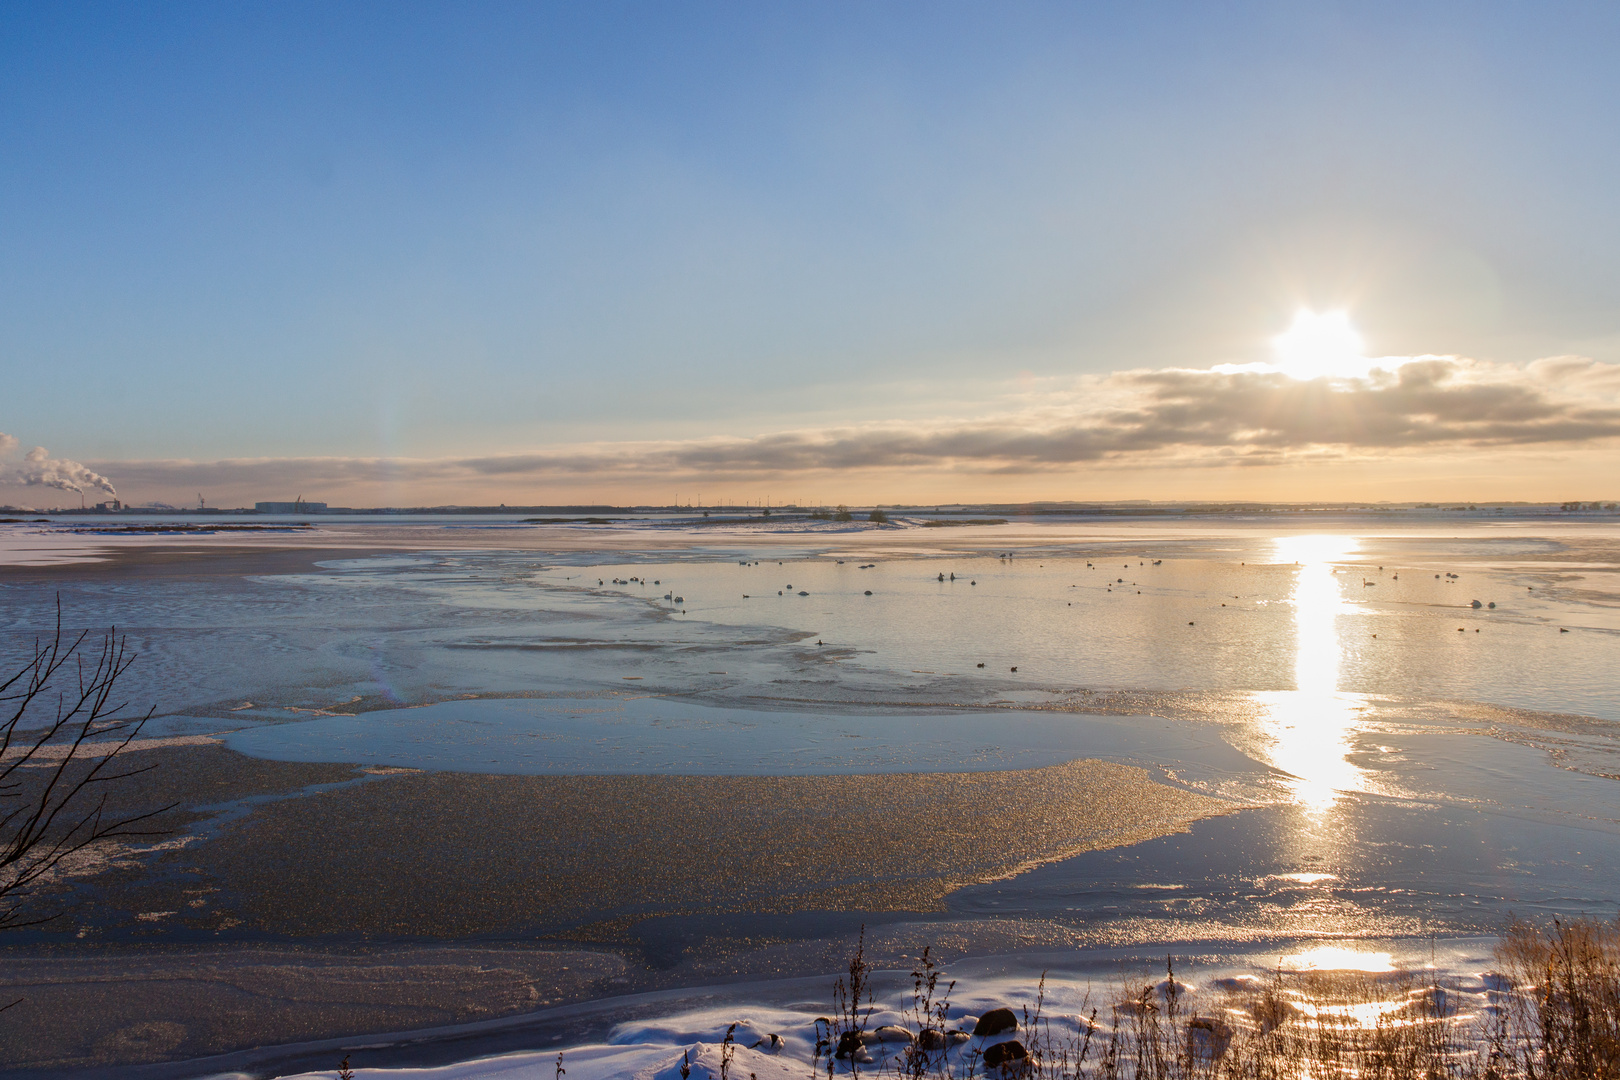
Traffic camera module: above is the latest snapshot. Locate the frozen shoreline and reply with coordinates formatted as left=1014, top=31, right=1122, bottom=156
left=11, top=934, right=1516, bottom=1080
left=1, top=516, right=1616, bottom=1075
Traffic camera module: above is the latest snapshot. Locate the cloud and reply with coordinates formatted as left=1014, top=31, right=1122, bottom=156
left=85, top=355, right=1620, bottom=500
left=0, top=432, right=17, bottom=457
left=450, top=354, right=1620, bottom=476
left=9, top=445, right=118, bottom=496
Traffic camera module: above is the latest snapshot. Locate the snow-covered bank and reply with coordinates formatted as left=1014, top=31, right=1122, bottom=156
left=271, top=939, right=1536, bottom=1080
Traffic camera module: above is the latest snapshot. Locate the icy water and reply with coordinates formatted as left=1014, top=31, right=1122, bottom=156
left=546, top=532, right=1618, bottom=719
left=224, top=698, right=1256, bottom=778
left=1, top=513, right=1618, bottom=1077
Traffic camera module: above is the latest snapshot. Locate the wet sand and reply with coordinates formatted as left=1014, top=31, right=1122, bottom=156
left=0, top=945, right=626, bottom=1074
left=0, top=740, right=1231, bottom=1070
left=64, top=743, right=1232, bottom=941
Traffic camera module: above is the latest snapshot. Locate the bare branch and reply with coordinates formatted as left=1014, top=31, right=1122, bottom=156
left=0, top=598, right=176, bottom=932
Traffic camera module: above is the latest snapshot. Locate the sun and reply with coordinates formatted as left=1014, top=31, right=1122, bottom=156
left=1271, top=310, right=1370, bottom=380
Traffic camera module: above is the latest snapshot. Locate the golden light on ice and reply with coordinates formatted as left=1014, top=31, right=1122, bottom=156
left=1255, top=534, right=1370, bottom=814
left=1278, top=944, right=1396, bottom=973
left=1271, top=309, right=1370, bottom=380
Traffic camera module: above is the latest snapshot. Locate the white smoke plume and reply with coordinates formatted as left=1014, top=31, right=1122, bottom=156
left=12, top=444, right=118, bottom=496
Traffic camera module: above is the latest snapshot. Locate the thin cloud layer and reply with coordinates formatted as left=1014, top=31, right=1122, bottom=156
left=69, top=355, right=1620, bottom=500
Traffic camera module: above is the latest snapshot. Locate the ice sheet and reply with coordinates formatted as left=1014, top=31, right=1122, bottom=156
left=222, top=696, right=1264, bottom=780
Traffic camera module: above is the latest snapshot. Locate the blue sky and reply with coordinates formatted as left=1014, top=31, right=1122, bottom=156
left=3, top=2, right=1620, bottom=505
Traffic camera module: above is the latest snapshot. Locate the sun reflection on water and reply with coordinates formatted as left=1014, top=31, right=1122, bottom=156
left=1278, top=944, right=1397, bottom=973
left=1257, top=535, right=1370, bottom=814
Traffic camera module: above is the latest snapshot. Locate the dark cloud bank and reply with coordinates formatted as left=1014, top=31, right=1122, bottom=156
left=44, top=357, right=1620, bottom=498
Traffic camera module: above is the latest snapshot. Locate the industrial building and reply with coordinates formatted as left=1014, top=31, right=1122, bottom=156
left=254, top=500, right=327, bottom=513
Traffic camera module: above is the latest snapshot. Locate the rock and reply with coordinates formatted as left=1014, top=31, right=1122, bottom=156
left=1403, top=986, right=1458, bottom=1017
left=982, top=1039, right=1028, bottom=1069
left=1471, top=599, right=1482, bottom=608
left=1155, top=976, right=1195, bottom=1002
left=864, top=590, right=872, bottom=595
left=797, top=591, right=809, bottom=596
left=916, top=1028, right=969, bottom=1050
left=973, top=1007, right=1018, bottom=1037
left=1186, top=1016, right=1233, bottom=1059
left=1250, top=997, right=1299, bottom=1034
left=866, top=1025, right=914, bottom=1044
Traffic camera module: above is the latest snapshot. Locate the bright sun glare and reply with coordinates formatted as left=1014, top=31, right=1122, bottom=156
left=1272, top=310, right=1370, bottom=380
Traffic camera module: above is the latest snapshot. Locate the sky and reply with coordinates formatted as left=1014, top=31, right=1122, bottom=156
left=3, top=1, right=1620, bottom=507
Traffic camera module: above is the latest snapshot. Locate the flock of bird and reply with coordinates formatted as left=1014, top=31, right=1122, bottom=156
left=586, top=551, right=1573, bottom=671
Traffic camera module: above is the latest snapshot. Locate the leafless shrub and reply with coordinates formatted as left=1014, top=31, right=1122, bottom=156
left=1489, top=916, right=1620, bottom=1079
left=901, top=947, right=956, bottom=1079
left=820, top=927, right=878, bottom=1079
left=1, top=601, right=171, bottom=931
left=816, top=921, right=1620, bottom=1080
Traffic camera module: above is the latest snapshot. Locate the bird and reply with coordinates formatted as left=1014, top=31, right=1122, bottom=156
left=1010, top=666, right=1018, bottom=672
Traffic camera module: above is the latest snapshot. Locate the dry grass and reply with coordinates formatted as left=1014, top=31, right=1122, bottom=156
left=817, top=918, right=1620, bottom=1080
